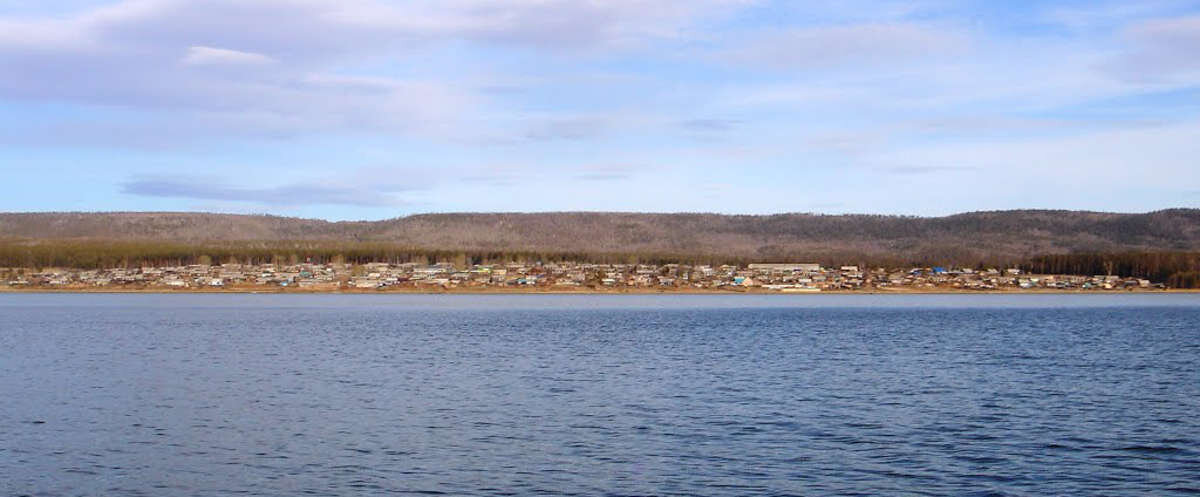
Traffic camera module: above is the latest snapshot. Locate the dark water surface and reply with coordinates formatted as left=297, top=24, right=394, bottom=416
left=2, top=294, right=1198, bottom=496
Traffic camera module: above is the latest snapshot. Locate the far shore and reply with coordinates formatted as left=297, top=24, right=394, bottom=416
left=2, top=286, right=1197, bottom=295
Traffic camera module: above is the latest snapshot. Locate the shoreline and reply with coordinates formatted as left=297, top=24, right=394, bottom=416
left=2, top=287, right=1197, bottom=295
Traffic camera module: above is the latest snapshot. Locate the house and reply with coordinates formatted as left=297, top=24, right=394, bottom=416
left=749, top=263, right=821, bottom=273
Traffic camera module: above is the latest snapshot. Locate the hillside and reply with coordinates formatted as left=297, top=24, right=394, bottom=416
left=2, top=209, right=1200, bottom=262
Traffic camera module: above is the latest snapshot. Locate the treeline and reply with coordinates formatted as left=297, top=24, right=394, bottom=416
left=752, top=247, right=1019, bottom=270
left=0, top=240, right=748, bottom=271
left=1021, top=252, right=1200, bottom=288
left=0, top=239, right=1001, bottom=271
left=3, top=239, right=1198, bottom=287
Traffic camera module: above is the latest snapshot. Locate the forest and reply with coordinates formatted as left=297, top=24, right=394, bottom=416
left=1020, top=252, right=1200, bottom=288
left=3, top=209, right=1200, bottom=262
left=0, top=240, right=746, bottom=271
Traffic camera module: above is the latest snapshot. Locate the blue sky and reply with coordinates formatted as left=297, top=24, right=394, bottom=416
left=1, top=0, right=1198, bottom=220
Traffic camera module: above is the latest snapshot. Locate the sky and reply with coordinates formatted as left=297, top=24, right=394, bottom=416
left=1, top=0, right=1198, bottom=220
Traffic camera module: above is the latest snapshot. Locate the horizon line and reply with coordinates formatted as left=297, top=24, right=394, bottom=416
left=1, top=207, right=1198, bottom=224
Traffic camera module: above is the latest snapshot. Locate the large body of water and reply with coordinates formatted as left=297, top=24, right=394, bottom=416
left=2, top=294, right=1198, bottom=496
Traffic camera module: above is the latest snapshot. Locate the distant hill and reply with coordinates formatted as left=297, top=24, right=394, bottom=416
left=2, top=209, right=1200, bottom=263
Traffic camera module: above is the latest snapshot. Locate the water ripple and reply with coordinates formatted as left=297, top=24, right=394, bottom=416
left=1, top=295, right=1198, bottom=496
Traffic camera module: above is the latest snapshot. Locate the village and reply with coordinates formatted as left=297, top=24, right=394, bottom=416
left=0, top=261, right=1165, bottom=292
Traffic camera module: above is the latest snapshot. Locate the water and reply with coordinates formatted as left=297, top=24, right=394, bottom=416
left=2, top=294, right=1198, bottom=496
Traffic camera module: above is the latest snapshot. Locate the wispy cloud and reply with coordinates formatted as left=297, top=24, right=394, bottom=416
left=460, top=173, right=521, bottom=187
left=121, top=176, right=417, bottom=207
left=523, top=117, right=609, bottom=141
left=5, top=0, right=735, bottom=143
left=881, top=165, right=980, bottom=175
left=3, top=0, right=1199, bottom=217
left=573, top=172, right=630, bottom=182
left=720, top=23, right=966, bottom=70
left=1106, top=15, right=1200, bottom=82
left=181, top=46, right=275, bottom=66
left=571, top=164, right=639, bottom=182
left=680, top=118, right=741, bottom=132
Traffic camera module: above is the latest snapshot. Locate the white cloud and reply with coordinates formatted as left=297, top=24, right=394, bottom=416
left=2, top=0, right=1199, bottom=218
left=331, top=0, right=754, bottom=48
left=0, top=0, right=752, bottom=61
left=721, top=22, right=966, bottom=70
left=1040, top=0, right=1190, bottom=31
left=1107, top=15, right=1200, bottom=83
left=0, top=0, right=752, bottom=145
left=182, top=46, right=275, bottom=66
left=865, top=121, right=1200, bottom=188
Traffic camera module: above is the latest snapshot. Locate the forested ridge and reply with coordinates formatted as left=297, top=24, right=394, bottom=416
left=3, top=209, right=1199, bottom=255
left=2, top=209, right=1199, bottom=285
